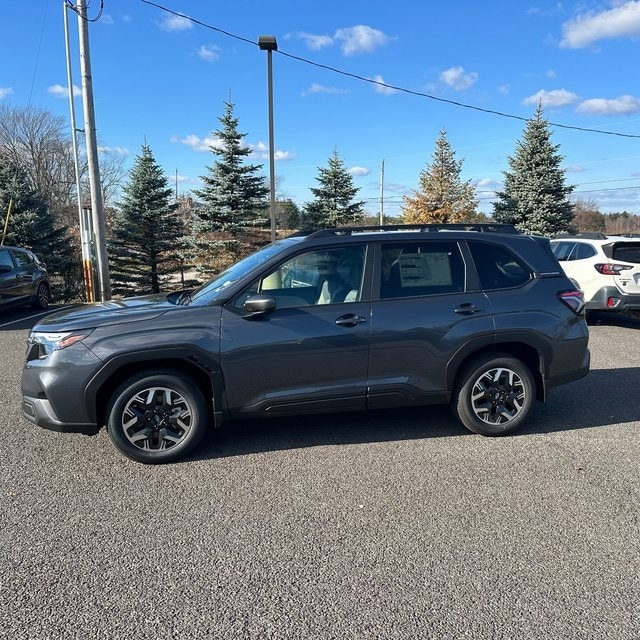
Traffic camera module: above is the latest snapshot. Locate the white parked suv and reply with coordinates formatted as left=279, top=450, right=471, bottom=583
left=550, top=234, right=640, bottom=319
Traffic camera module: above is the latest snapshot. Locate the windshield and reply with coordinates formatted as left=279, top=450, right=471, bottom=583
left=187, top=237, right=304, bottom=305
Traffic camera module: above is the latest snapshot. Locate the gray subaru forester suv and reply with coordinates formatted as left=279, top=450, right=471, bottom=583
left=21, top=224, right=590, bottom=464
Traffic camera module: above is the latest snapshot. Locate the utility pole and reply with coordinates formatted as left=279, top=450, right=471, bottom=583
left=64, top=1, right=94, bottom=302
left=379, top=159, right=385, bottom=225
left=77, top=0, right=111, bottom=301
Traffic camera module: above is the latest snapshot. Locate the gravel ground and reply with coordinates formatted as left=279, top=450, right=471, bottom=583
left=0, top=309, right=638, bottom=640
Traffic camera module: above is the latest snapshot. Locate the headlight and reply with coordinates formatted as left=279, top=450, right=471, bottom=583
left=26, top=329, right=94, bottom=360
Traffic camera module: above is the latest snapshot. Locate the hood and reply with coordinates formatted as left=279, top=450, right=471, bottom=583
left=32, top=294, right=175, bottom=331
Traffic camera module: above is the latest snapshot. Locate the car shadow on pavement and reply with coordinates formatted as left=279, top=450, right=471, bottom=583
left=586, top=311, right=640, bottom=328
left=190, top=366, right=640, bottom=461
left=520, top=367, right=640, bottom=435
left=195, top=405, right=466, bottom=461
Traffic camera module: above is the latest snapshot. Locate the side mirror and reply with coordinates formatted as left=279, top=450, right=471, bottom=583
left=243, top=293, right=276, bottom=317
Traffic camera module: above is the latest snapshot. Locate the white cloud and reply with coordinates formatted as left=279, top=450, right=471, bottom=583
left=250, top=142, right=296, bottom=161
left=335, top=25, right=389, bottom=55
left=576, top=95, right=640, bottom=115
left=160, top=13, right=192, bottom=32
left=290, top=25, right=390, bottom=55
left=0, top=87, right=14, bottom=99
left=371, top=75, right=399, bottom=95
left=176, top=134, right=224, bottom=152
left=198, top=44, right=220, bottom=62
left=349, top=167, right=370, bottom=176
left=48, top=84, right=82, bottom=98
left=98, top=146, right=130, bottom=156
left=301, top=83, right=348, bottom=97
left=560, top=1, right=640, bottom=48
left=176, top=136, right=294, bottom=160
left=440, top=66, right=478, bottom=91
left=293, top=32, right=334, bottom=50
left=523, top=89, right=579, bottom=107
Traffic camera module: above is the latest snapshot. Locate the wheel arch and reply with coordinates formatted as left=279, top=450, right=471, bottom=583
left=448, top=341, right=545, bottom=402
left=88, top=353, right=223, bottom=429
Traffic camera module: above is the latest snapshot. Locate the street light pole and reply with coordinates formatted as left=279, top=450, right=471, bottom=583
left=258, top=35, right=278, bottom=243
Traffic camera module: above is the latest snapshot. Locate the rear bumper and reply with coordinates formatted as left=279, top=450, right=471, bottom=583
left=586, top=286, right=640, bottom=312
left=21, top=395, right=98, bottom=435
left=546, top=348, right=590, bottom=391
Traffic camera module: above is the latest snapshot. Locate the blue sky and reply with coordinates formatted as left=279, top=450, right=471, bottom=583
left=2, top=0, right=640, bottom=218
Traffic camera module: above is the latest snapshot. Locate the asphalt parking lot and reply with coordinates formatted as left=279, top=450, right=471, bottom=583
left=0, top=307, right=638, bottom=640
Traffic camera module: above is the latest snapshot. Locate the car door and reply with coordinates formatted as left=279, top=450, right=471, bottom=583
left=367, top=239, right=494, bottom=408
left=0, top=248, right=19, bottom=306
left=219, top=244, right=371, bottom=418
left=9, top=249, right=37, bottom=300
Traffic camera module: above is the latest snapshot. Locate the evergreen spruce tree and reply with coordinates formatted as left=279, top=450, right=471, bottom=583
left=0, top=153, right=70, bottom=275
left=493, top=104, right=574, bottom=235
left=191, top=101, right=269, bottom=275
left=402, top=129, right=478, bottom=224
left=109, top=144, right=182, bottom=295
left=302, top=149, right=365, bottom=230
left=278, top=198, right=301, bottom=231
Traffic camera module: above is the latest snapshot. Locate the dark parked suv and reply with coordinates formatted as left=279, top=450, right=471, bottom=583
left=0, top=246, right=50, bottom=311
left=21, top=224, right=590, bottom=464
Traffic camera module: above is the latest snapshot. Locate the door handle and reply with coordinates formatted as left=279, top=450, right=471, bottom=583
left=335, top=313, right=367, bottom=327
left=454, top=303, right=483, bottom=315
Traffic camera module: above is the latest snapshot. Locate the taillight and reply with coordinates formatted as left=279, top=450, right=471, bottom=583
left=594, top=263, right=633, bottom=275
left=558, top=289, right=585, bottom=315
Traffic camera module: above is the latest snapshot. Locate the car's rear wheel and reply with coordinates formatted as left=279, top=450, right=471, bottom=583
left=32, top=282, right=50, bottom=310
left=106, top=371, right=209, bottom=464
left=452, top=354, right=535, bottom=436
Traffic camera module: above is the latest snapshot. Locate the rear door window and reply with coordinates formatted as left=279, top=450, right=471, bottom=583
left=10, top=250, right=33, bottom=269
left=575, top=243, right=597, bottom=260
left=379, top=241, right=464, bottom=299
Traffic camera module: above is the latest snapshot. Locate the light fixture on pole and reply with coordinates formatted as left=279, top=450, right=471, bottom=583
left=258, top=35, right=278, bottom=242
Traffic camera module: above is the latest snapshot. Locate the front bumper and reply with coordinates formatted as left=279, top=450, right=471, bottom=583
left=21, top=341, right=103, bottom=433
left=22, top=396, right=98, bottom=435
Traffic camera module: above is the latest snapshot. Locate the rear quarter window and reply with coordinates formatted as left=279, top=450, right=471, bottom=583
left=468, top=241, right=531, bottom=290
left=551, top=241, right=576, bottom=261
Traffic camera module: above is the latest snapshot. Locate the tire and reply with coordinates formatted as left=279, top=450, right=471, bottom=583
left=106, top=371, right=209, bottom=464
left=32, top=282, right=50, bottom=310
left=452, top=354, right=535, bottom=436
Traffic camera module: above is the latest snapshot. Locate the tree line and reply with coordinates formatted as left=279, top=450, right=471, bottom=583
left=0, top=100, right=637, bottom=301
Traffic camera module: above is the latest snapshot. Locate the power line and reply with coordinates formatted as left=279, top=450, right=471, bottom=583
left=65, top=0, right=104, bottom=23
left=139, top=0, right=640, bottom=140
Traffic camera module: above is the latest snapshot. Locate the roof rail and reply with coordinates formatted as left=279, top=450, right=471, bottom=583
left=554, top=232, right=608, bottom=240
left=300, top=223, right=520, bottom=238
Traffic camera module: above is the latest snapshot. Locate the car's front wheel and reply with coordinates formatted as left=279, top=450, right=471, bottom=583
left=452, top=354, right=535, bottom=436
left=106, top=371, right=209, bottom=464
